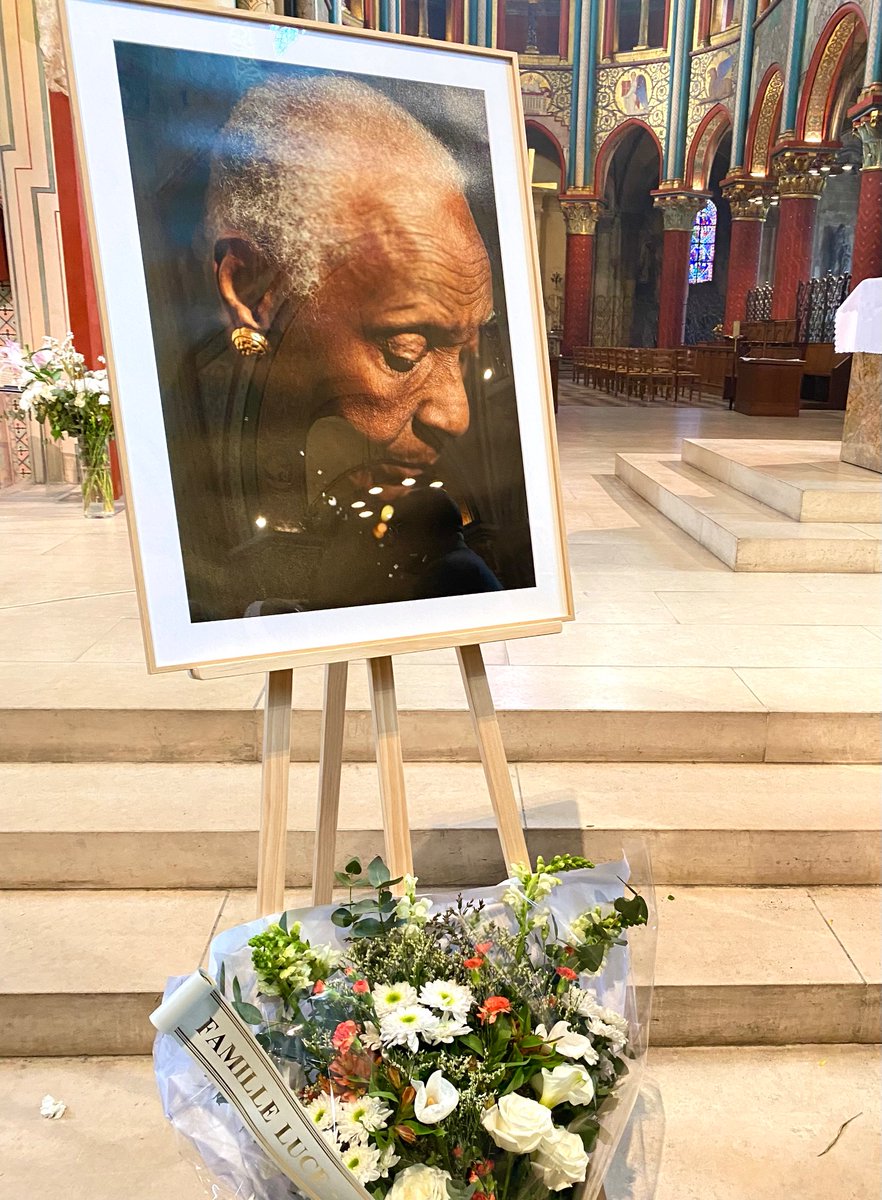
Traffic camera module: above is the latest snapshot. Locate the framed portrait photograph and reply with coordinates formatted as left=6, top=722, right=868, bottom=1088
left=60, top=0, right=572, bottom=672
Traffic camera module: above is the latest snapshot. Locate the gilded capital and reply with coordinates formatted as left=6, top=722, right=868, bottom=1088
left=560, top=197, right=605, bottom=235
left=652, top=190, right=707, bottom=232
left=721, top=175, right=773, bottom=221
left=771, top=146, right=837, bottom=197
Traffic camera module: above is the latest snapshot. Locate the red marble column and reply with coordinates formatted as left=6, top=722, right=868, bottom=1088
left=560, top=198, right=603, bottom=356
left=49, top=91, right=122, bottom=498
left=656, top=227, right=692, bottom=347
left=652, top=191, right=705, bottom=347
left=771, top=194, right=819, bottom=320
left=48, top=92, right=104, bottom=368
left=724, top=219, right=764, bottom=331
left=720, top=177, right=772, bottom=332
left=850, top=102, right=882, bottom=289
left=768, top=146, right=834, bottom=321
left=562, top=232, right=595, bottom=355
left=851, top=167, right=882, bottom=288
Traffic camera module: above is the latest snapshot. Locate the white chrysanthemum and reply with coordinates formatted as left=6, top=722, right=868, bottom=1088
left=339, top=1142, right=383, bottom=1185
left=337, top=1095, right=393, bottom=1143
left=419, top=980, right=474, bottom=1017
left=423, top=1015, right=472, bottom=1045
left=379, top=1144, right=400, bottom=1177
left=379, top=1005, right=435, bottom=1052
left=372, top=981, right=419, bottom=1016
left=566, top=989, right=629, bottom=1054
left=303, top=1095, right=336, bottom=1131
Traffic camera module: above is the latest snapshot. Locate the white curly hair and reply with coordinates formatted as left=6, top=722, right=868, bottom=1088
left=206, top=73, right=465, bottom=301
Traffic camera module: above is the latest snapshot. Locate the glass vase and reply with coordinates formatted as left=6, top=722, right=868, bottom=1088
left=77, top=435, right=115, bottom=518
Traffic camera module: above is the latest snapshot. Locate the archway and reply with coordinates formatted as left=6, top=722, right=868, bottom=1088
left=593, top=122, right=663, bottom=345
left=799, top=10, right=868, bottom=278
left=526, top=123, right=567, bottom=334
left=685, top=130, right=733, bottom=343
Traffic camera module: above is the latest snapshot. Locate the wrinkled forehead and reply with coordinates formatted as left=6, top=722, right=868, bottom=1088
left=340, top=183, right=491, bottom=284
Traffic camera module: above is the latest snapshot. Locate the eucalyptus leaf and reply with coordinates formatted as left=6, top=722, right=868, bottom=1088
left=233, top=999, right=264, bottom=1026
left=367, top=856, right=391, bottom=887
left=331, top=907, right=354, bottom=928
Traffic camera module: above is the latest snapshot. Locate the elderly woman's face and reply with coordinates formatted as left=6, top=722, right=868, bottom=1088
left=263, top=186, right=493, bottom=502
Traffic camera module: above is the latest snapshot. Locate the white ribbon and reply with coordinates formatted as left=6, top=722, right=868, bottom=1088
left=150, top=972, right=369, bottom=1200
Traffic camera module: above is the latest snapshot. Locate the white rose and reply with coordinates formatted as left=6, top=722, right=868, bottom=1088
left=413, top=1070, right=459, bottom=1124
left=481, top=1092, right=553, bottom=1153
left=533, top=1063, right=595, bottom=1108
left=386, top=1163, right=451, bottom=1200
left=532, top=1126, right=590, bottom=1191
left=535, top=1020, right=595, bottom=1061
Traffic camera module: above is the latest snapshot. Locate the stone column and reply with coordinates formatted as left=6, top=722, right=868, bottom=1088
left=560, top=198, right=604, bottom=355
left=721, top=177, right=772, bottom=331
left=850, top=95, right=882, bottom=289
left=652, top=191, right=706, bottom=348
left=770, top=146, right=835, bottom=321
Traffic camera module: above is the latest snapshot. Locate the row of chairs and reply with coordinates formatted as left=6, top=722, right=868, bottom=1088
left=572, top=346, right=702, bottom=404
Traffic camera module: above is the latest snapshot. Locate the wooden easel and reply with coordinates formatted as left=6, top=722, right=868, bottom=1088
left=249, top=643, right=530, bottom=916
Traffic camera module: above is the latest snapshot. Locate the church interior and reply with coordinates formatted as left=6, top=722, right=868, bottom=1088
left=0, top=0, right=879, bottom=1195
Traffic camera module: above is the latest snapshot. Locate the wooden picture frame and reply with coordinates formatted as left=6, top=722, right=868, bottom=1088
left=59, top=0, right=572, bottom=675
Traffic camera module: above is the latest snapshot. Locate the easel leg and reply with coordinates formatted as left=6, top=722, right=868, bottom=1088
left=457, top=644, right=530, bottom=871
left=312, top=660, right=349, bottom=906
left=256, top=668, right=293, bottom=918
left=367, top=656, right=414, bottom=884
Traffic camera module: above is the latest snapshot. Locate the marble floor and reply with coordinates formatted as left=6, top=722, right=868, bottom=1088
left=0, top=405, right=878, bottom=720
left=0, top=406, right=879, bottom=720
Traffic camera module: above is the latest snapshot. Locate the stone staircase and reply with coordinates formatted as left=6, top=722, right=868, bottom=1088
left=2, top=413, right=880, bottom=1198
left=615, top=439, right=882, bottom=572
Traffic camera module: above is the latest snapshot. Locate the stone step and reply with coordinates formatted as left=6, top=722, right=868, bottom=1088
left=1, top=761, right=879, bottom=888
left=615, top=452, right=882, bottom=573
left=3, top=885, right=878, bottom=1055
left=682, top=438, right=882, bottom=523
left=2, top=1046, right=879, bottom=1200
left=2, top=660, right=880, bottom=764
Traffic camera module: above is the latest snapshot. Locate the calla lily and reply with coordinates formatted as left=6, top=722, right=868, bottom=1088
left=413, top=1070, right=459, bottom=1124
left=534, top=1020, right=594, bottom=1061
left=533, top=1063, right=595, bottom=1108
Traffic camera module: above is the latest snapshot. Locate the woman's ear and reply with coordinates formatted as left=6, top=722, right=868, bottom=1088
left=214, top=236, right=280, bottom=332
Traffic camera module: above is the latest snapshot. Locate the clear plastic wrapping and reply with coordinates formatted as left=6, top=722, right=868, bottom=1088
left=154, top=850, right=657, bottom=1200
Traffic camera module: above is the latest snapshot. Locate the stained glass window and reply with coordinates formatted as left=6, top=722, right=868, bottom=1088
left=689, top=199, right=717, bottom=284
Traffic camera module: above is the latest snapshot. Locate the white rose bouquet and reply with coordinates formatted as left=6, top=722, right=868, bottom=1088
left=155, top=855, right=653, bottom=1200
left=1, top=335, right=114, bottom=514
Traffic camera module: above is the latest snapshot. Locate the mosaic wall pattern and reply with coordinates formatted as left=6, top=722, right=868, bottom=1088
left=686, top=41, right=738, bottom=150
left=520, top=68, right=573, bottom=128
left=751, top=0, right=790, bottom=105
left=594, top=59, right=670, bottom=173
left=802, top=0, right=869, bottom=83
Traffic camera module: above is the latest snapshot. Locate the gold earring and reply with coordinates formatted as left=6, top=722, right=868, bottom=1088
left=231, top=327, right=269, bottom=357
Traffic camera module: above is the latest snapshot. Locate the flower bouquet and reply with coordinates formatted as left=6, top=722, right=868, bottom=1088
left=153, top=853, right=655, bottom=1200
left=0, top=334, right=115, bottom=516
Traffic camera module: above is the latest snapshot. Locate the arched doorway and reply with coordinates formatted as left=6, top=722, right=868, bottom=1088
left=526, top=123, right=567, bottom=335
left=593, top=123, right=663, bottom=346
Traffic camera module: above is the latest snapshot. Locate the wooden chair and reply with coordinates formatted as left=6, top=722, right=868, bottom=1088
left=675, top=348, right=701, bottom=404
left=623, top=348, right=653, bottom=398
left=647, top=350, right=677, bottom=401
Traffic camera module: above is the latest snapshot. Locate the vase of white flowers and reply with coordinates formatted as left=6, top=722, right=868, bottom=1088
left=1, top=334, right=115, bottom=517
